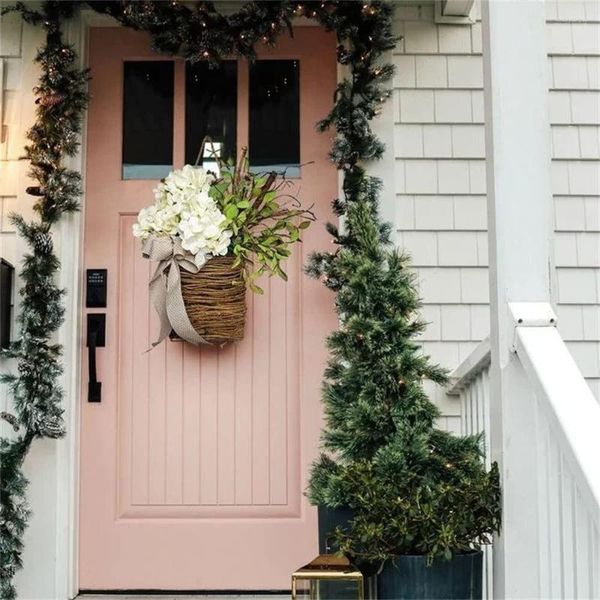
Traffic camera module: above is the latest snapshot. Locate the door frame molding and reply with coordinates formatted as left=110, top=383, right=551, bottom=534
left=55, top=10, right=117, bottom=598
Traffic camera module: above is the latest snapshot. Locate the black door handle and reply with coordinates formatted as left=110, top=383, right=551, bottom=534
left=87, top=314, right=105, bottom=403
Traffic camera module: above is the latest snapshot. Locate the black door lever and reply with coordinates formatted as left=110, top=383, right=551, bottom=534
left=87, top=314, right=105, bottom=403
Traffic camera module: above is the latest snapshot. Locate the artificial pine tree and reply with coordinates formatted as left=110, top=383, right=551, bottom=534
left=306, top=167, right=501, bottom=564
left=289, top=0, right=502, bottom=567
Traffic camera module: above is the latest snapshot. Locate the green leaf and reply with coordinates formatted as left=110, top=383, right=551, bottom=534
left=224, top=205, right=239, bottom=220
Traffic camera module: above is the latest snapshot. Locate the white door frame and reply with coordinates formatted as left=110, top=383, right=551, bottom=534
left=51, top=10, right=115, bottom=599
left=47, top=8, right=347, bottom=598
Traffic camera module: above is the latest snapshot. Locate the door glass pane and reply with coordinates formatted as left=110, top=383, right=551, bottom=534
left=249, top=60, right=300, bottom=177
left=185, top=61, right=237, bottom=172
left=122, top=61, right=174, bottom=180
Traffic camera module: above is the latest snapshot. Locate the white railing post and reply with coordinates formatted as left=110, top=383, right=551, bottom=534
left=481, top=0, right=555, bottom=597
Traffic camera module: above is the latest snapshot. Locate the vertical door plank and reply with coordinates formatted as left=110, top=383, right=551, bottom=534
left=130, top=236, right=151, bottom=505
left=269, top=274, right=288, bottom=505
left=148, top=340, right=167, bottom=504
left=182, top=343, right=201, bottom=504
left=252, top=276, right=271, bottom=504
left=199, top=348, right=218, bottom=504
left=165, top=341, right=184, bottom=504
left=286, top=250, right=302, bottom=512
left=119, top=218, right=135, bottom=507
left=217, top=344, right=237, bottom=504
left=235, top=292, right=254, bottom=504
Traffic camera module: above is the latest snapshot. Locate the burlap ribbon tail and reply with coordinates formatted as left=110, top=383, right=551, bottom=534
left=142, top=236, right=208, bottom=347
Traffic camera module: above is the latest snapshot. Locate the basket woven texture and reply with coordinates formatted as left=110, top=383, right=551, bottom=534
left=180, top=256, right=246, bottom=344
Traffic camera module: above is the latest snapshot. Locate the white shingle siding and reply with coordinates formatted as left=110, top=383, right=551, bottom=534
left=1, top=16, right=44, bottom=451
left=546, top=1, right=600, bottom=22
left=0, top=13, right=21, bottom=435
left=390, top=2, right=600, bottom=406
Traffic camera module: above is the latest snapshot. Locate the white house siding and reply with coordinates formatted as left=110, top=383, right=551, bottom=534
left=0, top=15, right=40, bottom=430
left=0, top=10, right=34, bottom=281
left=390, top=1, right=600, bottom=423
left=546, top=1, right=600, bottom=402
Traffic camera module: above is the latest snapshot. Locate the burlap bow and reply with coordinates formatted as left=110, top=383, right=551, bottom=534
left=142, top=236, right=208, bottom=347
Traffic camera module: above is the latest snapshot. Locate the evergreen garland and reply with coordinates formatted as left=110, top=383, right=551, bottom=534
left=0, top=2, right=88, bottom=597
left=0, top=1, right=500, bottom=596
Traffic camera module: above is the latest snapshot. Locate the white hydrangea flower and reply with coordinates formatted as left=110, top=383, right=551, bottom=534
left=165, top=164, right=212, bottom=194
left=133, top=165, right=231, bottom=265
left=178, top=199, right=232, bottom=267
left=132, top=205, right=159, bottom=239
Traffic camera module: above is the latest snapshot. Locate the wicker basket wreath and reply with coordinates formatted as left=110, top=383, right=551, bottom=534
left=135, top=142, right=314, bottom=348
left=180, top=256, right=246, bottom=345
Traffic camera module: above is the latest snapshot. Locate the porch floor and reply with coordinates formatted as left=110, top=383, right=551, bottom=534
left=75, top=592, right=290, bottom=600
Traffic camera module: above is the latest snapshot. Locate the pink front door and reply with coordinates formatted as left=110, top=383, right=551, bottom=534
left=79, top=27, right=337, bottom=591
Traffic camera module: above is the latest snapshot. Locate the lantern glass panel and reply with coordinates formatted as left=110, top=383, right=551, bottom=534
left=293, top=578, right=364, bottom=600
left=291, top=555, right=364, bottom=600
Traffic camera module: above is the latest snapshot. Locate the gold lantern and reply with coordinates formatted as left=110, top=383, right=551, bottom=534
left=291, top=554, right=365, bottom=600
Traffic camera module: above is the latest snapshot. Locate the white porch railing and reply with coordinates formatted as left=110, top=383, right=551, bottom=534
left=448, top=309, right=600, bottom=599
left=448, top=339, right=491, bottom=466
left=447, top=339, right=493, bottom=599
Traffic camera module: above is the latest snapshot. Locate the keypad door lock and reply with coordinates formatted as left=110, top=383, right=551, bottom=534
left=86, top=269, right=107, bottom=308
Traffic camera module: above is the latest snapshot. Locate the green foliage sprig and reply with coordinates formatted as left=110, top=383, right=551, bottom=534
left=209, top=147, right=314, bottom=293
left=310, top=444, right=501, bottom=564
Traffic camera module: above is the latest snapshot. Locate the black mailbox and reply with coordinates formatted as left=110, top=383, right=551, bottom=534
left=0, top=259, right=14, bottom=349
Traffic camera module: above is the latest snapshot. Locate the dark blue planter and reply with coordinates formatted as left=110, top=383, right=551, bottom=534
left=317, top=506, right=379, bottom=599
left=378, top=552, right=483, bottom=600
left=318, top=505, right=354, bottom=553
